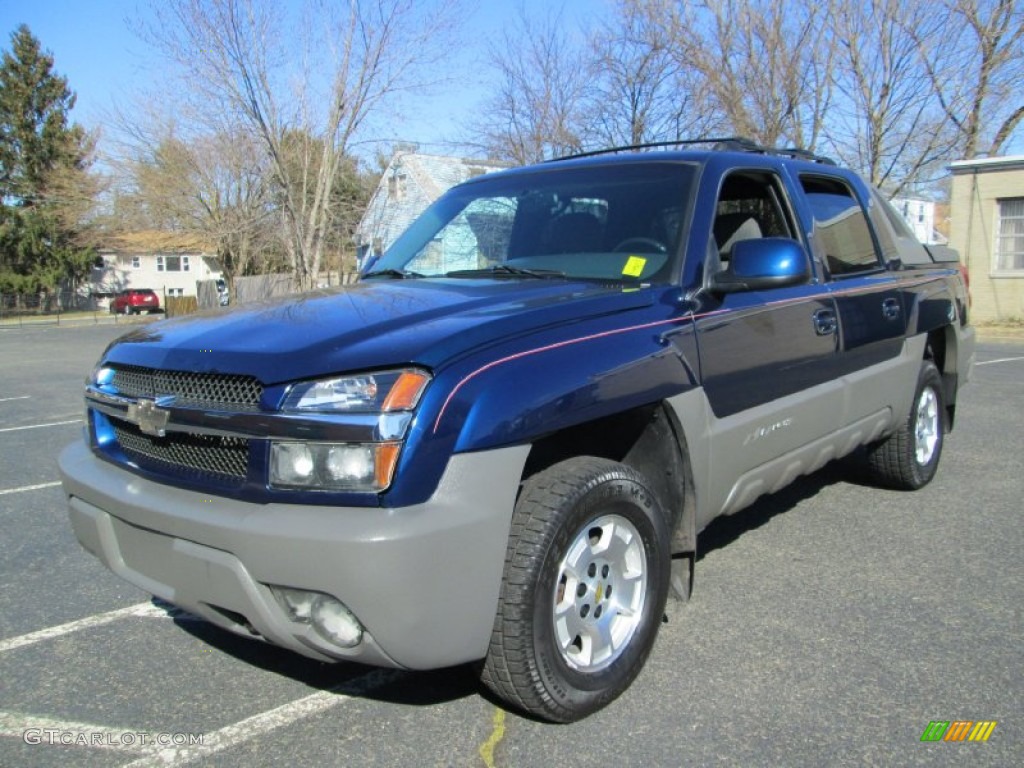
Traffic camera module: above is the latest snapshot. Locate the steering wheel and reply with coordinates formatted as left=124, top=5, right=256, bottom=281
left=612, top=237, right=667, bottom=253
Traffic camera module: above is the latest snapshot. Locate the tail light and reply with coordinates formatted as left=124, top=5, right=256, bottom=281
left=958, top=262, right=971, bottom=307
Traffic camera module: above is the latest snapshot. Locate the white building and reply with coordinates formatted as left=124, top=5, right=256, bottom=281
left=891, top=197, right=942, bottom=244
left=90, top=232, right=223, bottom=304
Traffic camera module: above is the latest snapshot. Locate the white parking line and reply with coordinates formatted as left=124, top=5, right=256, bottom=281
left=0, top=670, right=403, bottom=765
left=0, top=418, right=82, bottom=433
left=977, top=356, right=1024, bottom=366
left=0, top=596, right=406, bottom=765
left=0, top=602, right=167, bottom=654
left=125, top=670, right=404, bottom=767
left=0, top=481, right=62, bottom=496
left=0, top=395, right=31, bottom=403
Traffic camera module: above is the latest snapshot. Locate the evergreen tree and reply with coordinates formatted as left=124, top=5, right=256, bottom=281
left=0, top=24, right=95, bottom=294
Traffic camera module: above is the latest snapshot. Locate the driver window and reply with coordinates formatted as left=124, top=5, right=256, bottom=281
left=709, top=171, right=795, bottom=276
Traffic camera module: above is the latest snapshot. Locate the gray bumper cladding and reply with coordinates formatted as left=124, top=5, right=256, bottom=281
left=59, top=441, right=530, bottom=669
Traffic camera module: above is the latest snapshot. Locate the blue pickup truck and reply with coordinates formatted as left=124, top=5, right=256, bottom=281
left=60, top=140, right=974, bottom=722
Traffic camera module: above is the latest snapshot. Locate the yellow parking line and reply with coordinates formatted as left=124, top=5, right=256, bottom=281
left=478, top=707, right=506, bottom=768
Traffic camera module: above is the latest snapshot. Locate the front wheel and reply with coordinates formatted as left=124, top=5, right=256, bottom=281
left=864, top=360, right=946, bottom=490
left=481, top=457, right=670, bottom=723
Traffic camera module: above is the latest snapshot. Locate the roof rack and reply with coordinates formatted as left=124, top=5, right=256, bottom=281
left=550, top=137, right=836, bottom=166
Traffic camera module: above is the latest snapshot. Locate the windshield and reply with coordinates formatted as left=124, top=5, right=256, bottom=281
left=367, top=162, right=697, bottom=284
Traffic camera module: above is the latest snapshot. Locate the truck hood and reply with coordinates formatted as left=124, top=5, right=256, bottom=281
left=102, top=279, right=655, bottom=384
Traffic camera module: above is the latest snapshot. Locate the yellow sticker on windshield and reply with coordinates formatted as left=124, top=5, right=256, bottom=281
left=622, top=255, right=646, bottom=277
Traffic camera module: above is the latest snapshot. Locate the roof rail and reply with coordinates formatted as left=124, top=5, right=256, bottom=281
left=550, top=137, right=836, bottom=166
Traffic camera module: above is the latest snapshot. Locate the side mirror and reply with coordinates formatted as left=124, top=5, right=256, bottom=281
left=710, top=238, right=811, bottom=293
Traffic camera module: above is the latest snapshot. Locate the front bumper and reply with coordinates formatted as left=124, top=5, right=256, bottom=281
left=59, top=440, right=529, bottom=669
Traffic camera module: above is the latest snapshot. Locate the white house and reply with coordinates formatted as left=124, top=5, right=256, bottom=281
left=355, top=151, right=507, bottom=267
left=90, top=232, right=223, bottom=304
left=891, top=197, right=942, bottom=244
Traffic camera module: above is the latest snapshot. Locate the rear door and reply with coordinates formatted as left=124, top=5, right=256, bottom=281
left=796, top=173, right=910, bottom=421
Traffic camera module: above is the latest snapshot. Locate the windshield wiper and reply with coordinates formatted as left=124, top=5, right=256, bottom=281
left=362, top=268, right=426, bottom=279
left=445, top=265, right=566, bottom=279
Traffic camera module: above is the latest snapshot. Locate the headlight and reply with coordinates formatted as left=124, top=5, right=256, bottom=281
left=273, top=369, right=429, bottom=493
left=270, top=441, right=401, bottom=492
left=282, top=369, right=430, bottom=413
left=89, top=365, right=116, bottom=389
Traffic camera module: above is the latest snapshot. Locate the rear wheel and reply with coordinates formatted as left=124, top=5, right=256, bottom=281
left=864, top=360, right=945, bottom=490
left=481, top=457, right=670, bottom=723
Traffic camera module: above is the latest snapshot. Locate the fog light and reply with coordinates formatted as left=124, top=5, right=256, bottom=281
left=311, top=595, right=363, bottom=648
left=274, top=587, right=315, bottom=621
left=269, top=587, right=364, bottom=649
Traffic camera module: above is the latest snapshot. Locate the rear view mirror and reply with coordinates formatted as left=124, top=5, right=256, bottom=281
left=710, top=238, right=810, bottom=293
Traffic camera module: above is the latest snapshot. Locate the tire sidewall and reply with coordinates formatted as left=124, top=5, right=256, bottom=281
left=909, top=362, right=945, bottom=487
left=529, top=470, right=669, bottom=718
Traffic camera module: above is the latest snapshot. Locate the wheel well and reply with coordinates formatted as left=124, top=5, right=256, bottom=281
left=925, top=327, right=958, bottom=430
left=522, top=403, right=695, bottom=555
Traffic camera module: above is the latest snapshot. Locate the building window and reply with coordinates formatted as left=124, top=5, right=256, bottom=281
left=387, top=172, right=407, bottom=200
left=131, top=256, right=140, bottom=269
left=156, top=256, right=164, bottom=272
left=182, top=255, right=190, bottom=272
left=995, top=198, right=1024, bottom=273
left=164, top=255, right=182, bottom=271
left=166, top=288, right=184, bottom=297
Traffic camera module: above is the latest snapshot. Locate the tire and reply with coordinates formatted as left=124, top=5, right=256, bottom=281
left=481, top=457, right=670, bottom=723
left=864, top=360, right=945, bottom=490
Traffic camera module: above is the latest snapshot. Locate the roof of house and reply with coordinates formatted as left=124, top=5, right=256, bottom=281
left=356, top=152, right=509, bottom=251
left=101, top=231, right=215, bottom=254
left=948, top=155, right=1024, bottom=174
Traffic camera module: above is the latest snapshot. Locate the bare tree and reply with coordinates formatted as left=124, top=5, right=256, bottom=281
left=107, top=110, right=279, bottom=284
left=654, top=0, right=838, bottom=150
left=584, top=0, right=722, bottom=147
left=826, top=0, right=960, bottom=195
left=140, top=0, right=463, bottom=289
left=917, top=0, right=1024, bottom=158
left=471, top=6, right=590, bottom=164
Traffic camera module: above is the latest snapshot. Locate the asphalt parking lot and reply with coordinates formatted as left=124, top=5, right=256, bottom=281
left=0, top=321, right=1021, bottom=767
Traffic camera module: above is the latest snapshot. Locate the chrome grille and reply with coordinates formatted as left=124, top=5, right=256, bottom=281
left=112, top=419, right=249, bottom=480
left=111, top=365, right=263, bottom=410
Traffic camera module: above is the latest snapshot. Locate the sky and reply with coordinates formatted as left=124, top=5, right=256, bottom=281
left=5, top=1, right=1021, bottom=163
left=0, top=0, right=604, bottom=162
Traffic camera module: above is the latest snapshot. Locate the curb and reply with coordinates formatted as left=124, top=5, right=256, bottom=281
left=975, top=329, right=1024, bottom=343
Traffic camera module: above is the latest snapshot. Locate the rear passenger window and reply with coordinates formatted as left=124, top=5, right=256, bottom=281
left=800, top=176, right=881, bottom=276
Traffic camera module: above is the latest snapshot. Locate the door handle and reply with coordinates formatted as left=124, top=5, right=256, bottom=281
left=882, top=298, right=901, bottom=321
left=813, top=308, right=837, bottom=336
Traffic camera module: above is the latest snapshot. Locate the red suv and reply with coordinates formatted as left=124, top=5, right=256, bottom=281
left=109, top=289, right=161, bottom=315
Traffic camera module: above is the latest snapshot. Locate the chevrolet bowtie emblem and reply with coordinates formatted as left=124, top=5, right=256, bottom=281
left=126, top=398, right=171, bottom=437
